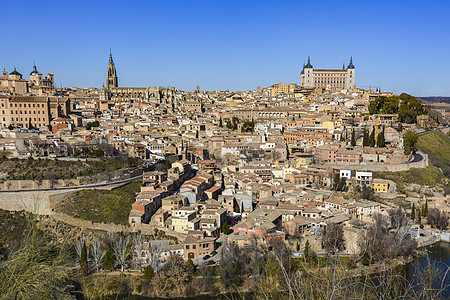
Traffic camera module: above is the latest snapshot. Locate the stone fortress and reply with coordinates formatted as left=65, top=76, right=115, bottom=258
left=301, top=56, right=355, bottom=90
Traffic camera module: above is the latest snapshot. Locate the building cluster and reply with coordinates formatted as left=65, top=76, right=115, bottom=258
left=1, top=54, right=446, bottom=265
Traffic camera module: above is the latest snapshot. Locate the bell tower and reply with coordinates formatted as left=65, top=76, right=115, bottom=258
left=106, top=50, right=118, bottom=90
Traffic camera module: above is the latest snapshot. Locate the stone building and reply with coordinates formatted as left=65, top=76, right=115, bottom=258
left=300, top=57, right=355, bottom=90
left=0, top=64, right=55, bottom=95
left=101, top=52, right=177, bottom=106
left=0, top=68, right=28, bottom=94
left=0, top=95, right=70, bottom=129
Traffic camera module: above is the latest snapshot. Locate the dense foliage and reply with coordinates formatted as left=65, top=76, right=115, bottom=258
left=403, top=130, right=419, bottom=155
left=369, top=93, right=426, bottom=123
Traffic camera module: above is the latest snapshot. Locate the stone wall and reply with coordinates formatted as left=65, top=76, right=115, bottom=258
left=0, top=170, right=129, bottom=191
left=328, top=151, right=428, bottom=172
left=1, top=178, right=81, bottom=191
left=0, top=190, right=53, bottom=215
left=51, top=212, right=128, bottom=233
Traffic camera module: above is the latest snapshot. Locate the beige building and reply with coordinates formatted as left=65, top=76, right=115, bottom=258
left=271, top=83, right=290, bottom=96
left=0, top=95, right=70, bottom=129
left=0, top=68, right=28, bottom=94
left=1, top=65, right=55, bottom=96
left=301, top=57, right=355, bottom=90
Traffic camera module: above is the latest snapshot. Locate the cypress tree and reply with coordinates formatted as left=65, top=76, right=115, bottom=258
left=369, top=126, right=376, bottom=147
left=80, top=243, right=88, bottom=276
left=377, top=125, right=386, bottom=147
left=363, top=128, right=369, bottom=147
left=423, top=200, right=428, bottom=216
left=104, top=247, right=115, bottom=270
left=411, top=203, right=416, bottom=221
left=219, top=117, right=222, bottom=127
left=143, top=265, right=154, bottom=279
left=351, top=129, right=356, bottom=146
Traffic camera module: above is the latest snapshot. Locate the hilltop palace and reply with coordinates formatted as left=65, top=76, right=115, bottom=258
left=301, top=57, right=355, bottom=90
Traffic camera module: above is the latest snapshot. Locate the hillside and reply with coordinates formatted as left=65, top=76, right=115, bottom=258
left=55, top=181, right=142, bottom=224
left=0, top=157, right=137, bottom=181
left=417, top=130, right=450, bottom=177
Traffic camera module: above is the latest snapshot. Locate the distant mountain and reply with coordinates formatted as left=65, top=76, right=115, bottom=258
left=417, top=96, right=450, bottom=103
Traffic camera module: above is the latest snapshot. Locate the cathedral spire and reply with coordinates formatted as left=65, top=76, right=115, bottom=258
left=106, top=50, right=118, bottom=89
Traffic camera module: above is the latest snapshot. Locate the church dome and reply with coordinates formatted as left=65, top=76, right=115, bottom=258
left=30, top=64, right=39, bottom=75
left=10, top=67, right=22, bottom=76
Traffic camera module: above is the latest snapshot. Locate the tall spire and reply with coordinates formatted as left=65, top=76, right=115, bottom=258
left=305, top=56, right=313, bottom=68
left=347, top=56, right=355, bottom=69
left=106, top=50, right=118, bottom=89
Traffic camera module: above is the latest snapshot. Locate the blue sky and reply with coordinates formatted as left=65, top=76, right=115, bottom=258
left=1, top=0, right=449, bottom=96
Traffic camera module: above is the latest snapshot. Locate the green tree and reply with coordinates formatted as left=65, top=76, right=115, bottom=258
left=418, top=210, right=422, bottom=224
left=351, top=129, right=356, bottom=146
left=335, top=177, right=347, bottom=192
left=232, top=117, right=239, bottom=131
left=7, top=124, right=14, bottom=130
left=369, top=126, right=376, bottom=147
left=221, top=222, right=231, bottom=234
left=104, top=247, right=115, bottom=270
left=187, top=257, right=196, bottom=276
left=219, top=117, right=222, bottom=128
left=143, top=265, right=154, bottom=279
left=304, top=240, right=312, bottom=263
left=226, top=120, right=232, bottom=129
left=423, top=200, right=428, bottom=216
left=80, top=243, right=88, bottom=276
left=242, top=121, right=255, bottom=132
left=377, top=125, right=386, bottom=147
left=403, top=130, right=418, bottom=155
left=398, top=93, right=426, bottom=124
left=363, top=128, right=369, bottom=147
left=411, top=203, right=416, bottom=221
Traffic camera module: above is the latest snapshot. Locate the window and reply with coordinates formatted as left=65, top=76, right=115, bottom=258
left=193, top=245, right=196, bottom=249
left=186, top=245, right=190, bottom=249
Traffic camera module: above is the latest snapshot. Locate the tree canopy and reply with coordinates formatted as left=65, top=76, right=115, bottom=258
left=368, top=93, right=426, bottom=124
left=403, top=130, right=418, bottom=155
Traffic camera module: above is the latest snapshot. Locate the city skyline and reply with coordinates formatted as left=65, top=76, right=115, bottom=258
left=1, top=0, right=450, bottom=96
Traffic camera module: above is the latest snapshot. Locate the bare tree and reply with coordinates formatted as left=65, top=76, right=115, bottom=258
left=75, top=233, right=85, bottom=260
left=323, top=223, right=345, bottom=254
left=427, top=208, right=449, bottom=230
left=91, top=236, right=105, bottom=272
left=133, top=233, right=144, bottom=272
left=112, top=234, right=131, bottom=272
left=148, top=241, right=166, bottom=272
